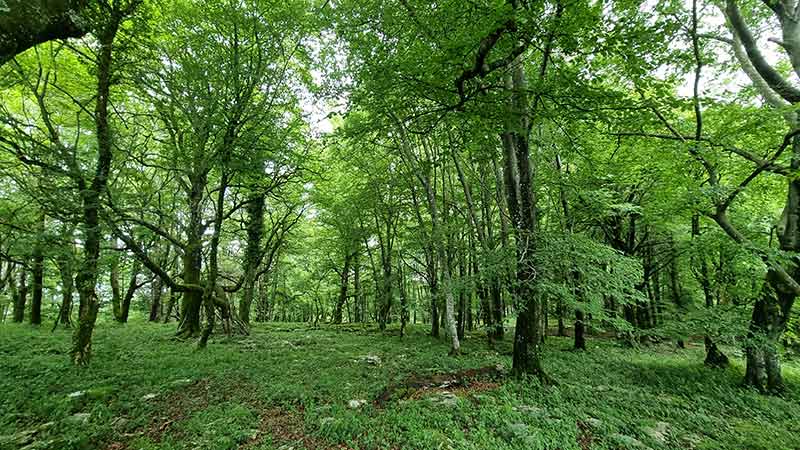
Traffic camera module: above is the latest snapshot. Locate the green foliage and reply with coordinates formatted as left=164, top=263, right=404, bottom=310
left=1, top=322, right=798, bottom=450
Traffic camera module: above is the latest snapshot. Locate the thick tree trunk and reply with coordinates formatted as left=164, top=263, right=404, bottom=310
left=176, top=175, right=206, bottom=338
left=240, top=194, right=264, bottom=325
left=744, top=269, right=796, bottom=392
left=502, top=59, right=545, bottom=378
left=0, top=0, right=90, bottom=66
left=199, top=165, right=231, bottom=348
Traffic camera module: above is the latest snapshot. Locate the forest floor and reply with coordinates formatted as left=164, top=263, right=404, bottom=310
left=1, top=321, right=799, bottom=450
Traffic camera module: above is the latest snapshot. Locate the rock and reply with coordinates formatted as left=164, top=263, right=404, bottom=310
left=320, top=417, right=335, bottom=426
left=0, top=429, right=36, bottom=446
left=501, top=422, right=537, bottom=445
left=66, top=390, right=85, bottom=399
left=514, top=405, right=545, bottom=417
left=141, top=393, right=158, bottom=401
left=682, top=433, right=703, bottom=449
left=643, top=421, right=670, bottom=444
left=20, top=439, right=55, bottom=450
left=508, top=422, right=529, bottom=436
left=610, top=433, right=651, bottom=449
left=111, top=417, right=130, bottom=429
left=429, top=391, right=458, bottom=408
left=65, top=413, right=91, bottom=425
left=347, top=399, right=367, bottom=409
left=583, top=417, right=603, bottom=429
left=361, top=355, right=381, bottom=365
left=170, top=378, right=193, bottom=387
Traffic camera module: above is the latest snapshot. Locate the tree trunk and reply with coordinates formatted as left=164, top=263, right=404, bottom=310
left=240, top=194, right=264, bottom=325
left=12, top=268, right=27, bottom=323
left=30, top=212, right=45, bottom=326
left=574, top=308, right=586, bottom=350
left=119, top=260, right=141, bottom=323
left=71, top=8, right=129, bottom=365
left=333, top=250, right=352, bottom=324
left=502, top=49, right=550, bottom=380
left=176, top=173, right=206, bottom=338
left=110, top=257, right=122, bottom=320
left=149, top=275, right=162, bottom=322
left=56, top=257, right=74, bottom=327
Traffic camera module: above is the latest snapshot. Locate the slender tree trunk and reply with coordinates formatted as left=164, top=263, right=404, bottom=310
left=71, top=7, right=132, bottom=365
left=574, top=308, right=586, bottom=350
left=119, top=260, right=140, bottom=323
left=12, top=268, right=27, bottom=323
left=57, top=268, right=74, bottom=328
left=354, top=251, right=362, bottom=322
left=333, top=250, right=352, bottom=324
left=399, top=251, right=408, bottom=337
left=149, top=275, right=162, bottom=322
left=30, top=212, right=45, bottom=325
left=110, top=257, right=122, bottom=320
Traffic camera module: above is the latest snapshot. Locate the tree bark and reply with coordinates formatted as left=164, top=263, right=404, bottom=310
left=30, top=212, right=45, bottom=325
left=149, top=275, right=162, bottom=322
left=71, top=5, right=133, bottom=365
left=118, top=260, right=141, bottom=323
left=333, top=250, right=352, bottom=324
left=240, top=194, right=265, bottom=325
left=12, top=268, right=27, bottom=323
left=0, top=0, right=90, bottom=66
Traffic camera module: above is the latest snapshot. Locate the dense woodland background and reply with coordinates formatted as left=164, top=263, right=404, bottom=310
left=1, top=0, right=800, bottom=448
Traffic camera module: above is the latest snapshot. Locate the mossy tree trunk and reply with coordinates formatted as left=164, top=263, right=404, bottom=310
left=71, top=2, right=138, bottom=365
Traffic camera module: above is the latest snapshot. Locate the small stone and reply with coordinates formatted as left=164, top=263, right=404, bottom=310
left=610, top=433, right=650, bottom=449
left=347, top=399, right=367, bottom=409
left=583, top=417, right=602, bottom=429
left=170, top=379, right=192, bottom=386
left=320, top=417, right=335, bottom=426
left=508, top=422, right=529, bottom=436
left=141, top=393, right=158, bottom=401
left=362, top=355, right=381, bottom=365
left=514, top=405, right=544, bottom=416
left=643, top=421, right=670, bottom=444
left=66, top=413, right=91, bottom=425
left=429, top=391, right=458, bottom=408
left=0, top=429, right=36, bottom=446
left=66, top=390, right=85, bottom=399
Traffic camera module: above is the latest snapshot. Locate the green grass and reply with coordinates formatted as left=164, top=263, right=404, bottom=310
left=1, top=321, right=798, bottom=450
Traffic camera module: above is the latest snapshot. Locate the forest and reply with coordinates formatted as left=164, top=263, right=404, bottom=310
left=1, top=0, right=799, bottom=449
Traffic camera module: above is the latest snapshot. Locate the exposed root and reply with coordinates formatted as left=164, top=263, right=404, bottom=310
left=375, top=366, right=505, bottom=407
